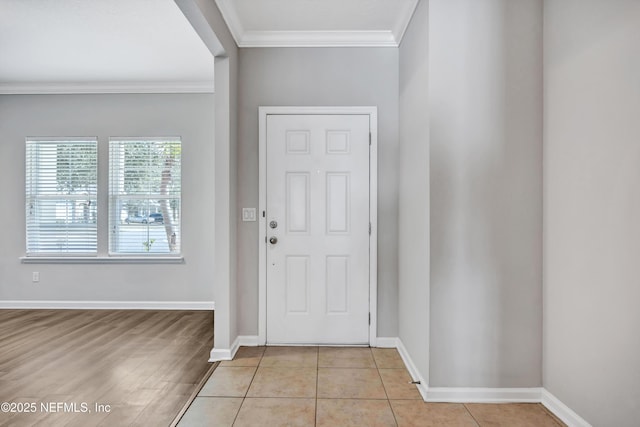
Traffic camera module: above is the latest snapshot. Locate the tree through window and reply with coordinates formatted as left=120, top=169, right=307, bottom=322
left=109, top=138, right=181, bottom=255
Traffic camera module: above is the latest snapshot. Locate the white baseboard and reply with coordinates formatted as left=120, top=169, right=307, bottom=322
left=209, top=335, right=241, bottom=362
left=237, top=335, right=260, bottom=347
left=426, top=387, right=543, bottom=403
left=209, top=347, right=233, bottom=362
left=424, top=386, right=591, bottom=426
left=395, top=338, right=429, bottom=400
left=0, top=300, right=215, bottom=310
left=425, top=387, right=590, bottom=426
left=376, top=337, right=588, bottom=426
left=209, top=335, right=261, bottom=362
left=541, top=389, right=592, bottom=427
left=375, top=337, right=399, bottom=348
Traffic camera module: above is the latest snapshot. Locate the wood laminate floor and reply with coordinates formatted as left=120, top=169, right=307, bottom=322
left=0, top=309, right=213, bottom=427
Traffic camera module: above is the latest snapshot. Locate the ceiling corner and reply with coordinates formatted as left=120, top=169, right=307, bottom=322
left=214, top=0, right=245, bottom=45
left=394, top=0, right=420, bottom=46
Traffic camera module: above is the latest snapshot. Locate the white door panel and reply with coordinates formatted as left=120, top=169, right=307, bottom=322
left=266, top=114, right=370, bottom=344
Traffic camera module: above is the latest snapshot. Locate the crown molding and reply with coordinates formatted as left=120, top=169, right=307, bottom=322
left=214, top=0, right=245, bottom=45
left=396, top=0, right=421, bottom=45
left=0, top=81, right=214, bottom=95
left=238, top=30, right=398, bottom=47
left=214, top=0, right=409, bottom=48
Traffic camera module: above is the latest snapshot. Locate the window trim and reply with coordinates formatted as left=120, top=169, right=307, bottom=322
left=20, top=256, right=184, bottom=264
left=22, top=136, right=185, bottom=263
left=108, top=137, right=182, bottom=257
left=25, top=137, right=99, bottom=256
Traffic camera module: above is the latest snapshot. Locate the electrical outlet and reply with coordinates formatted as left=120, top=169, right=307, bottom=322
left=242, top=208, right=256, bottom=222
left=32, top=272, right=40, bottom=283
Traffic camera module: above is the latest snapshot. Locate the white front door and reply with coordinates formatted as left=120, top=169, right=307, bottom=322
left=265, top=114, right=371, bottom=344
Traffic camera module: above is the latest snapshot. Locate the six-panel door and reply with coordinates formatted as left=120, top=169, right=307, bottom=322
left=266, top=114, right=370, bottom=344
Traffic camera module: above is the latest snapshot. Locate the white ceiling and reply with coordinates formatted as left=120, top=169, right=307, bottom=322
left=0, top=0, right=215, bottom=93
left=216, top=0, right=419, bottom=47
left=0, top=0, right=419, bottom=94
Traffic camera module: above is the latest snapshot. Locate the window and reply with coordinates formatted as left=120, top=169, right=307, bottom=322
left=109, top=138, right=181, bottom=255
left=25, top=138, right=98, bottom=255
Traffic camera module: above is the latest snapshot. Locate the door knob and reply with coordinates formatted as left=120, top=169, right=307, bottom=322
left=269, top=236, right=278, bottom=245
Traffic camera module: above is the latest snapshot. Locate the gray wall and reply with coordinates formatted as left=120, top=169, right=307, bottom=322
left=237, top=47, right=400, bottom=337
left=429, top=0, right=543, bottom=387
left=0, top=93, right=215, bottom=302
left=543, top=1, right=640, bottom=425
left=398, top=0, right=430, bottom=384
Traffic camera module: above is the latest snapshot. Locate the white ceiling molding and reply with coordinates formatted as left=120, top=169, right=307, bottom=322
left=240, top=31, right=398, bottom=48
left=215, top=0, right=419, bottom=48
left=396, top=0, right=421, bottom=45
left=0, top=81, right=214, bottom=95
left=214, top=0, right=246, bottom=45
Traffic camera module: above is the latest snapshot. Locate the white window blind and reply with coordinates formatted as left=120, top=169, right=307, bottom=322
left=25, top=138, right=98, bottom=255
left=109, top=138, right=181, bottom=255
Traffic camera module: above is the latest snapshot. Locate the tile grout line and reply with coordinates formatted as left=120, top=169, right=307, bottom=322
left=462, top=403, right=482, bottom=427
left=372, top=347, right=400, bottom=427
left=231, top=348, right=264, bottom=426
left=315, top=346, right=319, bottom=427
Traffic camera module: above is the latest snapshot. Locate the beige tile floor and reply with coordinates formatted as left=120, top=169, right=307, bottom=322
left=178, top=346, right=564, bottom=427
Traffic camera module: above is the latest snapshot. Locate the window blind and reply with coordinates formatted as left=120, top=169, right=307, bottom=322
left=109, top=138, right=181, bottom=255
left=25, top=138, right=98, bottom=255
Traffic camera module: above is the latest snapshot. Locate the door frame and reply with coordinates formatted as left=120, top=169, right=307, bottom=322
left=258, top=106, right=378, bottom=346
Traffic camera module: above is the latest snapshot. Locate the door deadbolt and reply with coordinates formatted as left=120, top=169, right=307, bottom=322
left=269, top=220, right=278, bottom=229
left=269, top=236, right=278, bottom=245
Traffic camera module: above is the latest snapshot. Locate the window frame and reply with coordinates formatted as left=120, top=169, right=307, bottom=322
left=108, top=137, right=182, bottom=257
left=21, top=136, right=184, bottom=264
left=25, top=137, right=99, bottom=257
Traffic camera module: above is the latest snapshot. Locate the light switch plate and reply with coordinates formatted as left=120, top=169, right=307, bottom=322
left=242, top=208, right=256, bottom=222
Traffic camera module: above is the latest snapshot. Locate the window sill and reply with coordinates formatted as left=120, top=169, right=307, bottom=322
left=20, top=256, right=184, bottom=264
